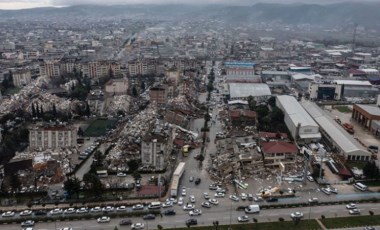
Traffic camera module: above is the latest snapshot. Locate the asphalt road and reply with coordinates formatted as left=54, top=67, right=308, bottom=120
left=2, top=202, right=380, bottom=230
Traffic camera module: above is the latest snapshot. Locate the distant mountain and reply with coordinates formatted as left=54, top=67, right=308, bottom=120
left=1, top=2, right=380, bottom=28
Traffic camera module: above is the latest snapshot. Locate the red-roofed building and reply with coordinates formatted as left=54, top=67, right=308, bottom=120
left=259, top=132, right=288, bottom=140
left=261, top=141, right=298, bottom=167
left=229, top=109, right=256, bottom=126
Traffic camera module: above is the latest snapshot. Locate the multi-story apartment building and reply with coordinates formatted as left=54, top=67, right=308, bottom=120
left=140, top=121, right=174, bottom=171
left=149, top=84, right=168, bottom=104
left=29, top=125, right=77, bottom=150
left=12, top=69, right=32, bottom=87
left=39, top=59, right=61, bottom=77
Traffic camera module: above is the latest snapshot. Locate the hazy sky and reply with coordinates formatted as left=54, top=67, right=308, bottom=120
left=0, top=0, right=377, bottom=10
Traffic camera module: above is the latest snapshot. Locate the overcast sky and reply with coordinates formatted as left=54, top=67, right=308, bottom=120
left=0, top=0, right=378, bottom=10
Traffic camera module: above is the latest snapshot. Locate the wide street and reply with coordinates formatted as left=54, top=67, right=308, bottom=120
left=1, top=202, right=380, bottom=230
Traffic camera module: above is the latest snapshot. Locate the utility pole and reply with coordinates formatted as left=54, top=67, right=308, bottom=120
left=318, top=149, right=326, bottom=183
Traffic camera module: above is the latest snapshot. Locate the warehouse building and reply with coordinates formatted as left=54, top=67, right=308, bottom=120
left=301, top=101, right=371, bottom=161
left=228, top=83, right=271, bottom=102
left=276, top=95, right=321, bottom=143
left=352, top=104, right=380, bottom=133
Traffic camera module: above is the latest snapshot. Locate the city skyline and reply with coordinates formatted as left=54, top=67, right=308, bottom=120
left=0, top=0, right=378, bottom=10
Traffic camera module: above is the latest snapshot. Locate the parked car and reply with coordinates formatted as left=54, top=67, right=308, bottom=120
left=119, top=219, right=132, bottom=226
left=34, top=210, right=47, bottom=216
left=97, top=216, right=111, bottom=223
left=307, top=176, right=314, bottom=182
left=189, top=195, right=196, bottom=203
left=201, top=202, right=211, bottom=208
left=321, top=188, right=331, bottom=195
left=178, top=197, right=184, bottom=205
left=132, top=204, right=144, bottom=210
left=90, top=207, right=102, bottom=212
left=189, top=176, right=194, bottom=182
left=20, top=210, right=33, bottom=216
left=116, top=206, right=127, bottom=212
left=247, top=193, right=253, bottom=201
left=21, top=220, right=35, bottom=227
left=102, top=206, right=114, bottom=212
left=267, top=197, right=278, bottom=202
left=254, top=197, right=264, bottom=202
left=143, top=214, right=156, bottom=220
left=76, top=207, right=88, bottom=214
left=185, top=219, right=198, bottom=226
left=203, top=192, right=210, bottom=199
left=214, top=192, right=225, bottom=198
left=183, top=204, right=195, bottom=210
left=290, top=212, right=304, bottom=219
left=209, top=184, right=218, bottom=190
left=50, top=208, right=63, bottom=215
left=240, top=193, right=247, bottom=200
left=349, top=209, right=360, bottom=215
left=195, top=178, right=201, bottom=185
left=131, top=223, right=145, bottom=229
left=237, top=215, right=249, bottom=222
left=229, top=194, right=239, bottom=202
left=162, top=201, right=173, bottom=208
left=189, top=209, right=202, bottom=216
left=209, top=198, right=219, bottom=205
left=2, top=211, right=15, bottom=217
left=308, top=198, right=319, bottom=203
left=164, top=209, right=176, bottom=216
left=346, top=203, right=357, bottom=209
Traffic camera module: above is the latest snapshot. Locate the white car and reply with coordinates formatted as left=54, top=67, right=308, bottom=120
left=189, top=209, right=202, bottom=216
left=240, top=193, right=247, bottom=200
left=2, top=211, right=15, bottom=217
left=189, top=195, right=196, bottom=203
left=216, top=187, right=226, bottom=193
left=90, top=207, right=102, bottom=212
left=63, top=208, right=76, bottom=214
left=321, top=188, right=331, bottom=195
left=290, top=212, right=304, bottom=219
left=50, top=208, right=63, bottom=215
left=238, top=215, right=249, bottom=222
left=116, top=206, right=127, bottom=212
left=102, top=206, right=114, bottom=212
left=214, top=192, right=225, bottom=198
left=182, top=188, right=187, bottom=196
left=229, top=195, right=239, bottom=202
left=131, top=223, right=145, bottom=230
left=117, top=172, right=127, bottom=177
left=201, top=202, right=211, bottom=208
left=209, top=198, right=219, bottom=205
left=178, top=197, right=184, bottom=205
left=349, top=208, right=360, bottom=215
left=97, top=216, right=111, bottom=223
left=346, top=203, right=357, bottom=209
left=162, top=201, right=173, bottom=208
left=20, top=210, right=33, bottom=216
left=132, top=204, right=144, bottom=210
left=183, top=204, right=195, bottom=210
left=307, top=176, right=314, bottom=182
left=76, top=207, right=88, bottom=214
left=308, top=198, right=319, bottom=203
left=204, top=192, right=210, bottom=199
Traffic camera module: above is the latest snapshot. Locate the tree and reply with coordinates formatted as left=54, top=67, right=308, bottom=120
left=8, top=70, right=14, bottom=87
left=132, top=171, right=142, bottom=181
left=31, top=103, right=36, bottom=117
left=9, top=174, right=21, bottom=192
left=63, top=177, right=81, bottom=199
left=363, top=161, right=380, bottom=179
left=141, top=81, right=146, bottom=91
left=127, top=159, right=140, bottom=172
left=83, top=173, right=103, bottom=197
left=77, top=127, right=84, bottom=136
left=157, top=225, right=163, bottom=230
left=132, top=85, right=138, bottom=97
left=268, top=96, right=276, bottom=107
left=52, top=104, right=57, bottom=116
left=212, top=221, right=219, bottom=230
left=40, top=105, right=44, bottom=117
left=85, top=102, right=91, bottom=117
left=247, top=95, right=256, bottom=110
left=36, top=103, right=40, bottom=117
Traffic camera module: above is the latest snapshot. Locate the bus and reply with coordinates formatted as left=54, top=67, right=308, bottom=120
left=353, top=182, right=368, bottom=191
left=234, top=179, right=248, bottom=190
left=96, top=170, right=108, bottom=178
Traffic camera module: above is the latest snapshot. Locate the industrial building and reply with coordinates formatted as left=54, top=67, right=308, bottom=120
left=352, top=104, right=380, bottom=133
left=276, top=95, right=321, bottom=143
left=301, top=101, right=371, bottom=161
left=228, top=83, right=271, bottom=102
left=261, top=70, right=291, bottom=83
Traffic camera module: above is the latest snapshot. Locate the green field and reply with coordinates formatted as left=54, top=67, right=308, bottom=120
left=169, top=220, right=321, bottom=230
left=321, top=214, right=380, bottom=229
left=83, top=119, right=117, bottom=137
left=335, top=106, right=352, bottom=113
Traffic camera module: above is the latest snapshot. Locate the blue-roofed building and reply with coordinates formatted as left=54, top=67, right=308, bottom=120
left=224, top=61, right=255, bottom=69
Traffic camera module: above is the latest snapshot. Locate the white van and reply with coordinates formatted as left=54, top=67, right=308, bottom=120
left=148, top=201, right=161, bottom=209
left=353, top=182, right=368, bottom=192
left=245, top=204, right=260, bottom=214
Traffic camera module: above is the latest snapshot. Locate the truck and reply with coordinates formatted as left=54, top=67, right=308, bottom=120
left=170, top=162, right=186, bottom=197
left=342, top=123, right=355, bottom=134
left=245, top=204, right=260, bottom=214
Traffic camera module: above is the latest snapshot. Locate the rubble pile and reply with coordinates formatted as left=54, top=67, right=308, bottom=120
left=107, top=95, right=131, bottom=114
left=26, top=93, right=75, bottom=113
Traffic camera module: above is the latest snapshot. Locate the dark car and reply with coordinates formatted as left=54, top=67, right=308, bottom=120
left=267, top=197, right=278, bottom=202
left=35, top=210, right=47, bottom=216
left=164, top=209, right=176, bottom=216
left=143, top=214, right=156, bottom=220
left=195, top=178, right=201, bottom=185
left=119, top=219, right=132, bottom=226
left=186, top=218, right=198, bottom=226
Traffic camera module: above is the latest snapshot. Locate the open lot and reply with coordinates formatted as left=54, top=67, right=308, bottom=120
left=84, top=118, right=117, bottom=137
